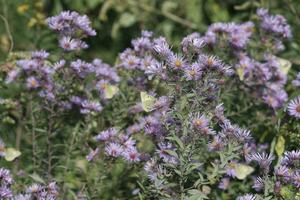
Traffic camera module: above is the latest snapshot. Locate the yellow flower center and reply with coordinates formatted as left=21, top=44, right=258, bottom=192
left=296, top=105, right=300, bottom=113
left=189, top=70, right=196, bottom=76
left=128, top=60, right=134, bottom=65
left=30, top=80, right=38, bottom=87
left=195, top=119, right=203, bottom=126
left=175, top=60, right=182, bottom=68
left=207, top=58, right=213, bottom=66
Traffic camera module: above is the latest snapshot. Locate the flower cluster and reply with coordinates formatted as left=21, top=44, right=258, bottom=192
left=5, top=11, right=120, bottom=115
left=0, top=167, right=59, bottom=199
left=47, top=11, right=96, bottom=51
left=257, top=8, right=292, bottom=39
left=87, top=128, right=141, bottom=163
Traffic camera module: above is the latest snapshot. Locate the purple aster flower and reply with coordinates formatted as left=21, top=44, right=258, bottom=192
left=5, top=69, right=20, bottom=84
left=31, top=50, right=49, bottom=59
left=257, top=8, right=292, bottom=39
left=233, top=129, right=252, bottom=142
left=59, top=36, right=88, bottom=51
left=198, top=54, right=222, bottom=69
left=293, top=171, right=300, bottom=188
left=144, top=61, right=164, bottom=77
left=192, top=113, right=209, bottom=130
left=80, top=100, right=102, bottom=114
left=281, top=150, right=300, bottom=166
left=236, top=194, right=256, bottom=200
left=119, top=136, right=136, bottom=149
left=251, top=152, right=274, bottom=173
left=93, top=59, right=120, bottom=82
left=140, top=56, right=157, bottom=71
left=184, top=62, right=202, bottom=81
left=70, top=59, right=95, bottom=78
left=0, top=168, right=13, bottom=185
left=86, top=147, right=99, bottom=162
left=152, top=37, right=173, bottom=59
left=26, top=76, right=40, bottom=89
left=252, top=177, right=264, bottom=191
left=168, top=54, right=187, bottom=70
left=287, top=97, right=300, bottom=118
left=275, top=165, right=289, bottom=178
left=126, top=124, right=142, bottom=134
left=0, top=187, right=12, bottom=198
left=53, top=59, right=66, bottom=71
left=121, top=55, right=140, bottom=70
left=181, top=32, right=205, bottom=53
left=105, top=142, right=123, bottom=157
left=257, top=8, right=268, bottom=17
left=0, top=138, right=5, bottom=157
left=218, top=177, right=230, bottom=190
left=12, top=194, right=31, bottom=200
left=292, top=72, right=300, bottom=87
left=131, top=36, right=152, bottom=53
left=208, top=135, right=224, bottom=151
left=122, top=147, right=140, bottom=163
left=156, top=142, right=178, bottom=164
left=93, top=128, right=117, bottom=142
left=226, top=161, right=237, bottom=177
left=74, top=14, right=96, bottom=36
left=26, top=183, right=43, bottom=193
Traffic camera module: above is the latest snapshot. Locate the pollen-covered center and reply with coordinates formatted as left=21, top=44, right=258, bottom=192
left=175, top=59, right=182, bottom=68
left=195, top=119, right=203, bottom=126
left=296, top=104, right=300, bottom=113
left=189, top=69, right=196, bottom=76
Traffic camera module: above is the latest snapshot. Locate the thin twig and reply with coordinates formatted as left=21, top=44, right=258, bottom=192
left=0, top=0, right=14, bottom=52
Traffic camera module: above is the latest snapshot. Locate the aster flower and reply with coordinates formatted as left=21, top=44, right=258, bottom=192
left=26, top=76, right=40, bottom=89
left=0, top=138, right=5, bottom=157
left=281, top=150, right=300, bottom=166
left=233, top=129, right=252, bottom=142
left=251, top=152, right=274, bottom=173
left=93, top=128, right=117, bottom=142
left=236, top=194, right=256, bottom=200
left=293, top=171, right=300, bottom=188
left=198, top=54, right=222, bottom=69
left=181, top=32, right=205, bottom=53
left=121, top=55, right=140, bottom=70
left=0, top=168, right=13, bottom=185
left=26, top=183, right=43, bottom=193
left=226, top=161, right=237, bottom=177
left=31, top=50, right=49, bottom=59
left=252, top=177, right=264, bottom=191
left=184, top=62, right=202, bottom=81
left=192, top=113, right=209, bottom=130
left=0, top=186, right=13, bottom=198
left=292, top=72, right=300, bottom=87
left=5, top=69, right=20, bottom=84
left=208, top=135, right=224, bottom=151
left=86, top=147, right=99, bottom=162
left=105, top=142, right=122, bottom=157
left=59, top=36, right=88, bottom=51
left=168, top=54, right=187, bottom=70
left=152, top=37, right=173, bottom=59
left=156, top=142, right=178, bottom=164
left=275, top=165, right=289, bottom=177
left=257, top=8, right=292, bottom=39
left=218, top=177, right=230, bottom=190
left=287, top=97, right=300, bottom=118
left=122, top=147, right=140, bottom=163
left=80, top=100, right=102, bottom=114
left=53, top=59, right=66, bottom=71
left=126, top=124, right=142, bottom=134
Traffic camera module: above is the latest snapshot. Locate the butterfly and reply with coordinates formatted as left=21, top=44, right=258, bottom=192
left=140, top=91, right=156, bottom=112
